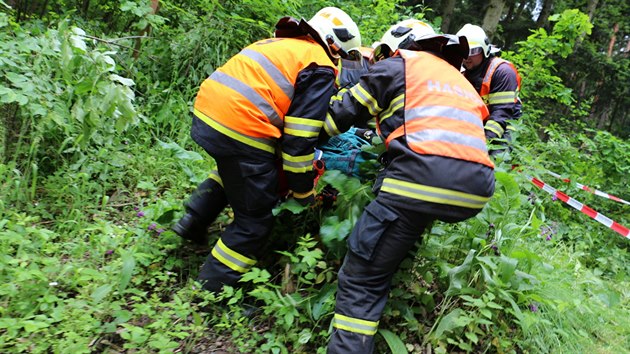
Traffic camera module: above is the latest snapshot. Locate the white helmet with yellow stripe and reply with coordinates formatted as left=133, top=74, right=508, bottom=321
left=307, top=7, right=361, bottom=59
left=456, top=24, right=491, bottom=58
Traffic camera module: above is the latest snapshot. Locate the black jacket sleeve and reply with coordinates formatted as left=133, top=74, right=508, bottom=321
left=282, top=65, right=336, bottom=194
left=325, top=57, right=404, bottom=139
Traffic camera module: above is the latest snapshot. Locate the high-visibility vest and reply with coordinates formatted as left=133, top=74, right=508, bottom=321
left=386, top=50, right=493, bottom=168
left=479, top=57, right=522, bottom=106
left=193, top=37, right=336, bottom=153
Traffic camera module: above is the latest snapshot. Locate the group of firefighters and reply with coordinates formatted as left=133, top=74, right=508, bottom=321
left=171, top=7, right=522, bottom=354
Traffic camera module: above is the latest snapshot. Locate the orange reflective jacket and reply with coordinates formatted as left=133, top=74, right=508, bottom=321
left=386, top=50, right=493, bottom=168
left=479, top=57, right=522, bottom=105
left=194, top=37, right=336, bottom=152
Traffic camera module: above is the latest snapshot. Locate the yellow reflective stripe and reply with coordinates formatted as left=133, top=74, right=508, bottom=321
left=332, top=314, right=379, bottom=336
left=485, top=120, right=504, bottom=137
left=282, top=152, right=315, bottom=173
left=284, top=116, right=323, bottom=138
left=379, top=93, right=404, bottom=123
left=208, top=169, right=223, bottom=187
left=487, top=91, right=516, bottom=105
left=208, top=71, right=283, bottom=129
left=211, top=238, right=256, bottom=273
left=381, top=178, right=490, bottom=209
left=335, top=60, right=343, bottom=86
left=323, top=112, right=341, bottom=137
left=350, top=84, right=381, bottom=116
left=330, top=88, right=349, bottom=102
left=292, top=189, right=315, bottom=198
left=193, top=108, right=275, bottom=154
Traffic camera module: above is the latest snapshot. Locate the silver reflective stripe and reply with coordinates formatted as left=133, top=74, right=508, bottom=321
left=381, top=179, right=488, bottom=208
left=284, top=122, right=321, bottom=136
left=483, top=58, right=503, bottom=85
left=211, top=239, right=256, bottom=273
left=350, top=84, right=381, bottom=115
left=209, top=71, right=283, bottom=129
left=283, top=159, right=313, bottom=170
left=332, top=314, right=379, bottom=335
left=239, top=49, right=295, bottom=100
left=379, top=93, right=405, bottom=122
left=323, top=112, right=341, bottom=136
left=407, top=129, right=487, bottom=151
left=194, top=108, right=276, bottom=153
left=487, top=91, right=516, bottom=104
left=406, top=106, right=483, bottom=128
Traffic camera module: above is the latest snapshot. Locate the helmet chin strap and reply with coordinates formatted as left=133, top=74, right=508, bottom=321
left=326, top=35, right=349, bottom=59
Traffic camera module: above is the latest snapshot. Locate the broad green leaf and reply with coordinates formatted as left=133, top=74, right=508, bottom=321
left=465, top=331, right=479, bottom=344
left=157, top=140, right=203, bottom=161
left=22, top=320, right=49, bottom=333
left=156, top=209, right=176, bottom=224
left=137, top=181, right=156, bottom=190
left=310, top=283, right=336, bottom=321
left=432, top=308, right=464, bottom=338
left=91, top=284, right=113, bottom=303
left=446, top=249, right=476, bottom=295
left=378, top=329, right=407, bottom=354
left=498, top=255, right=518, bottom=283
left=70, top=35, right=87, bottom=52
left=319, top=216, right=352, bottom=245
left=119, top=251, right=136, bottom=292
left=110, top=74, right=135, bottom=87
left=297, top=329, right=312, bottom=344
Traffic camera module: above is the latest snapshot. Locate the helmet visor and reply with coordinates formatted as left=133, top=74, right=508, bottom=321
left=469, top=46, right=484, bottom=56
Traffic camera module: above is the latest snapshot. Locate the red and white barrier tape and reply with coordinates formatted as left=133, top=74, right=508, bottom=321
left=547, top=171, right=630, bottom=206
left=526, top=175, right=629, bottom=238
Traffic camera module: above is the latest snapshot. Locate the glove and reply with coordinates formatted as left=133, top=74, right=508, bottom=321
left=291, top=189, right=316, bottom=207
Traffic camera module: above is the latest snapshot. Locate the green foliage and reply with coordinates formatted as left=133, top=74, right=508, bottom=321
left=0, top=19, right=138, bottom=199
left=1, top=1, right=629, bottom=354
left=506, top=9, right=593, bottom=123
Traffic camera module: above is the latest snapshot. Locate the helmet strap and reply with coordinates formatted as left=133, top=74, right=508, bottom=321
left=326, top=35, right=349, bottom=59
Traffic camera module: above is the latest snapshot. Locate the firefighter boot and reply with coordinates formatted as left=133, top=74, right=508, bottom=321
left=172, top=211, right=209, bottom=245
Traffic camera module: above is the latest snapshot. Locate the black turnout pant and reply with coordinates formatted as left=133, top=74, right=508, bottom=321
left=197, top=155, right=278, bottom=292
left=327, top=199, right=433, bottom=354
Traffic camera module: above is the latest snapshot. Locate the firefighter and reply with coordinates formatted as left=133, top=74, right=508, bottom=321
left=456, top=24, right=522, bottom=156
left=173, top=9, right=364, bottom=245
left=185, top=7, right=362, bottom=292
left=324, top=20, right=495, bottom=353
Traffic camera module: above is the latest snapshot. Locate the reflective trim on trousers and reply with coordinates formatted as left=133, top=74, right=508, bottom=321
left=211, top=238, right=257, bottom=273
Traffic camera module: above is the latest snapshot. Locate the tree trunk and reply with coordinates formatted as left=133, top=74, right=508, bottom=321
left=586, top=0, right=599, bottom=21
left=607, top=23, right=618, bottom=57
left=39, top=0, right=49, bottom=18
left=505, top=1, right=515, bottom=22
left=514, top=0, right=526, bottom=21
left=482, top=0, right=506, bottom=40
left=81, top=0, right=90, bottom=15
left=607, top=100, right=619, bottom=131
left=535, top=0, right=554, bottom=28
left=133, top=0, right=160, bottom=59
left=440, top=0, right=457, bottom=33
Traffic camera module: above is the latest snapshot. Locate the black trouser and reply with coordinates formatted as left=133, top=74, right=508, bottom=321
left=197, top=155, right=279, bottom=292
left=186, top=176, right=228, bottom=226
left=327, top=200, right=432, bottom=354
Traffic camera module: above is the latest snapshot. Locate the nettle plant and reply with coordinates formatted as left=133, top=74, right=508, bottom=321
left=0, top=18, right=137, bottom=200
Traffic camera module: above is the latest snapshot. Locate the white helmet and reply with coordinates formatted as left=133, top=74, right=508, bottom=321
left=307, top=7, right=361, bottom=59
left=378, top=19, right=436, bottom=53
left=456, top=24, right=491, bottom=57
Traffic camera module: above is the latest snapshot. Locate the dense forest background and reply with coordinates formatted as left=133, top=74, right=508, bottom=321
left=0, top=0, right=628, bottom=353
